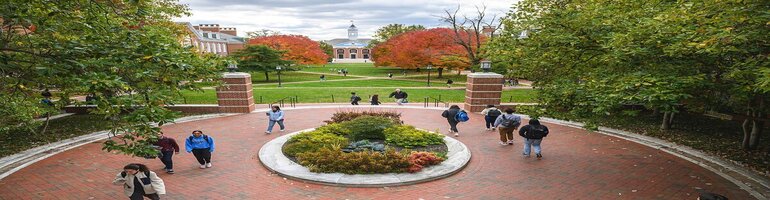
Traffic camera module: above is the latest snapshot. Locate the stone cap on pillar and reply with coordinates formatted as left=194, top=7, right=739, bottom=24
left=467, top=72, right=504, bottom=78
left=222, top=72, right=251, bottom=78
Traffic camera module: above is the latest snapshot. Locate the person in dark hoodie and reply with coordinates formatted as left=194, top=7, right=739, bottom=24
left=518, top=119, right=549, bottom=159
left=154, top=132, right=180, bottom=174
left=441, top=105, right=462, bottom=137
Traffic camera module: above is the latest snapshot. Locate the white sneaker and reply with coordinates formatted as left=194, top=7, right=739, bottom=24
left=280, top=129, right=285, bottom=132
left=454, top=133, right=459, bottom=137
left=507, top=140, right=514, bottom=145
left=499, top=141, right=507, bottom=145
left=205, top=163, right=212, bottom=168
left=265, top=131, right=271, bottom=134
left=486, top=128, right=491, bottom=131
left=200, top=165, right=206, bottom=169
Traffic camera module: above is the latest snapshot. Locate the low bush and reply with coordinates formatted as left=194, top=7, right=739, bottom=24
left=283, top=130, right=348, bottom=157
left=383, top=125, right=444, bottom=148
left=296, top=147, right=410, bottom=174
left=407, top=151, right=445, bottom=173
left=314, top=123, right=351, bottom=136
left=341, top=116, right=396, bottom=141
left=325, top=111, right=402, bottom=124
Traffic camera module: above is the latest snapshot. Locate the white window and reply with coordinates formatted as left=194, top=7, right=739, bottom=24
left=206, top=42, right=211, bottom=52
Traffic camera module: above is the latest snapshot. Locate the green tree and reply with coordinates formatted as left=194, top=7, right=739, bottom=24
left=1, top=0, right=223, bottom=157
left=319, top=41, right=333, bottom=62
left=368, top=24, right=425, bottom=48
left=487, top=0, right=770, bottom=150
left=230, top=45, right=292, bottom=81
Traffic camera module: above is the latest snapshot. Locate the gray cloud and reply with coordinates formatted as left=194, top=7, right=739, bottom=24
left=176, top=0, right=516, bottom=40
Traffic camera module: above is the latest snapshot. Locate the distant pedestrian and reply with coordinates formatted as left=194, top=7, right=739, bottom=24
left=494, top=108, right=522, bottom=145
left=185, top=130, right=215, bottom=169
left=388, top=89, right=408, bottom=105
left=388, top=73, right=393, bottom=79
left=154, top=132, right=179, bottom=174
left=350, top=92, right=361, bottom=105
left=112, top=163, right=165, bottom=200
left=446, top=79, right=454, bottom=88
left=320, top=74, right=326, bottom=81
left=41, top=89, right=53, bottom=106
left=265, top=106, right=285, bottom=134
left=441, top=105, right=466, bottom=137
left=481, top=105, right=502, bottom=131
left=519, top=119, right=549, bottom=159
left=370, top=95, right=381, bottom=105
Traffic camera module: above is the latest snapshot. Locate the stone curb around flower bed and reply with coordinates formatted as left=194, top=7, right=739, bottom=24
left=527, top=115, right=770, bottom=200
left=0, top=113, right=238, bottom=181
left=258, top=128, right=472, bottom=187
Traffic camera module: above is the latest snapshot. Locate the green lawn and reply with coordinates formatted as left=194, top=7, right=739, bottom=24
left=254, top=79, right=465, bottom=88
left=250, top=71, right=356, bottom=83
left=180, top=88, right=536, bottom=104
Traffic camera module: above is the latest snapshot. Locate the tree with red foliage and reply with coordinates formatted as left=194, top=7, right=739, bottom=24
left=248, top=35, right=329, bottom=65
left=372, top=28, right=482, bottom=77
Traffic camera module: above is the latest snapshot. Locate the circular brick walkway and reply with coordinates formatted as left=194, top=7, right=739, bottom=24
left=0, top=106, right=754, bottom=199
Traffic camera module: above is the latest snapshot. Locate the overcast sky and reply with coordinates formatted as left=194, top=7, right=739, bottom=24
left=174, top=0, right=517, bottom=40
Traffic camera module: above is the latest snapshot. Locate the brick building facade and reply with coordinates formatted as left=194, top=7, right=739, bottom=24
left=177, top=22, right=246, bottom=56
left=325, top=23, right=372, bottom=63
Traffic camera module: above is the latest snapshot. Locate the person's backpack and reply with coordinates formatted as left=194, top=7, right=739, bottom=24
left=487, top=109, right=502, bottom=117
left=530, top=125, right=547, bottom=138
left=188, top=135, right=211, bottom=146
left=455, top=110, right=470, bottom=122
left=353, top=96, right=361, bottom=101
left=499, top=114, right=521, bottom=128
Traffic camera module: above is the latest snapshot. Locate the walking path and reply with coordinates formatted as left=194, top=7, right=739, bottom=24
left=0, top=106, right=754, bottom=199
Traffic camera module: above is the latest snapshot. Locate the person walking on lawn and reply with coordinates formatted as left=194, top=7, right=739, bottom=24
left=446, top=79, right=454, bottom=88
left=519, top=119, right=549, bottom=159
left=494, top=108, right=521, bottom=145
left=481, top=105, right=502, bottom=131
left=320, top=74, right=326, bottom=81
left=185, top=130, right=215, bottom=169
left=350, top=92, right=361, bottom=105
left=388, top=88, right=408, bottom=105
left=113, top=163, right=165, bottom=200
left=441, top=105, right=464, bottom=137
left=265, top=106, right=285, bottom=134
left=154, top=132, right=179, bottom=174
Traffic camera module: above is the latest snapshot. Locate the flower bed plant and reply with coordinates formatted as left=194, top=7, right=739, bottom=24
left=282, top=111, right=447, bottom=174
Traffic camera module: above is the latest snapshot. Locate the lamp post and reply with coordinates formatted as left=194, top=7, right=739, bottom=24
left=227, top=63, right=238, bottom=72
left=426, top=64, right=433, bottom=87
left=276, top=65, right=283, bottom=87
left=480, top=60, right=491, bottom=73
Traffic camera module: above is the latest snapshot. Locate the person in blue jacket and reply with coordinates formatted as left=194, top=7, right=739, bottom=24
left=184, top=130, right=215, bottom=169
left=265, top=106, right=285, bottom=134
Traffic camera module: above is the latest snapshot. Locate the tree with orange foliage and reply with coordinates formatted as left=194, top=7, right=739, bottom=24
left=372, top=28, right=480, bottom=77
left=247, top=35, right=329, bottom=65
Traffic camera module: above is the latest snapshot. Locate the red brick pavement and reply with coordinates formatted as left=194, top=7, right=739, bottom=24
left=0, top=107, right=754, bottom=200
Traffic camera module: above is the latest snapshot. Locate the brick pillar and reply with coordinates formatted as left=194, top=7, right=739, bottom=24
left=217, top=72, right=255, bottom=113
left=464, top=73, right=504, bottom=112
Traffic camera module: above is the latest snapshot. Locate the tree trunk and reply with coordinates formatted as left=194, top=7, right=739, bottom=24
left=668, top=112, right=675, bottom=127
left=437, top=68, right=444, bottom=78
left=749, top=97, right=765, bottom=149
left=264, top=71, right=270, bottom=81
left=457, top=69, right=462, bottom=75
left=661, top=112, right=672, bottom=130
left=742, top=114, right=753, bottom=150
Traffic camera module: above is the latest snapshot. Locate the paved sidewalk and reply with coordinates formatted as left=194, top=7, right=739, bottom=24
left=0, top=107, right=753, bottom=199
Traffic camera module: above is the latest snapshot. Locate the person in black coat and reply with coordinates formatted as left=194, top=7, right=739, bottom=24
left=388, top=89, right=408, bottom=105
left=441, top=105, right=462, bottom=137
left=518, top=119, right=549, bottom=159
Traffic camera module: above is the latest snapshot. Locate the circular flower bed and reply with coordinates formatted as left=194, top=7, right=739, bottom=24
left=281, top=111, right=447, bottom=174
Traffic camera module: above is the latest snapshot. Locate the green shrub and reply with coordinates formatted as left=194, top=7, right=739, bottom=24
left=324, top=111, right=402, bottom=124
left=314, top=123, right=351, bottom=136
left=283, top=130, right=348, bottom=157
left=340, top=116, right=396, bottom=140
left=384, top=125, right=445, bottom=148
left=296, top=147, right=410, bottom=174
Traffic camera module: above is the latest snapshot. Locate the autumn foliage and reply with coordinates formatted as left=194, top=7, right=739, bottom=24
left=372, top=28, right=483, bottom=70
left=247, top=35, right=329, bottom=65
